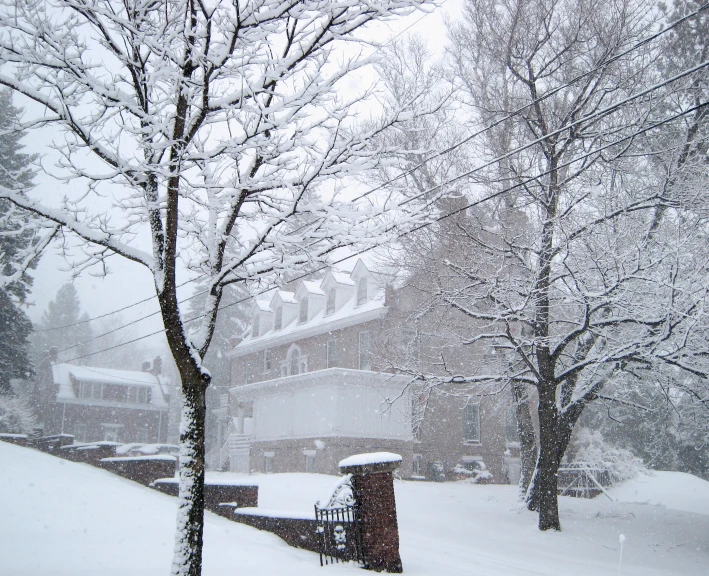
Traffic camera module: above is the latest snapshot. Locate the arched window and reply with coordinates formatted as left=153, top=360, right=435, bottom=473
left=289, top=346, right=300, bottom=376
left=326, top=288, right=336, bottom=315
left=357, top=277, right=368, bottom=306
left=299, top=297, right=308, bottom=323
left=274, top=306, right=283, bottom=330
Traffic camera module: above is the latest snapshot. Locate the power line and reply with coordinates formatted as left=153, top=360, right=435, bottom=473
left=33, top=3, right=707, bottom=335
left=34, top=275, right=204, bottom=332
left=348, top=1, right=709, bottom=205
left=60, top=98, right=708, bottom=364
left=56, top=54, right=709, bottom=359
left=31, top=2, right=448, bottom=336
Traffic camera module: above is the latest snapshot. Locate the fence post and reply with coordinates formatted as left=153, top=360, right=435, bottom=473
left=339, top=452, right=403, bottom=573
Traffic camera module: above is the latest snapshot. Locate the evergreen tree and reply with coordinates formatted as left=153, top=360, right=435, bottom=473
left=0, top=90, right=37, bottom=393
left=32, top=283, right=93, bottom=364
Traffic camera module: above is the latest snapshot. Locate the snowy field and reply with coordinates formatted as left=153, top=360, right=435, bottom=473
left=1, top=441, right=707, bottom=576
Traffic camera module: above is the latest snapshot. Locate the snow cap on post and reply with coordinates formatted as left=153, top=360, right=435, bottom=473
left=339, top=452, right=402, bottom=475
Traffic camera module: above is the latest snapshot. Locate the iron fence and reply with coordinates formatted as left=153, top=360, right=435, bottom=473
left=314, top=475, right=365, bottom=567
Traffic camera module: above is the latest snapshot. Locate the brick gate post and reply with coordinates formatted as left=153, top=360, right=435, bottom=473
left=339, top=452, right=403, bottom=573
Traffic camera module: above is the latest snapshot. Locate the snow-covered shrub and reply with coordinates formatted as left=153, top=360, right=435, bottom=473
left=0, top=393, right=37, bottom=434
left=453, top=459, right=493, bottom=483
left=565, top=428, right=646, bottom=484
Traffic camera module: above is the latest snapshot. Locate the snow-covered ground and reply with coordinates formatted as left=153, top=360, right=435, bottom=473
left=1, top=441, right=707, bottom=576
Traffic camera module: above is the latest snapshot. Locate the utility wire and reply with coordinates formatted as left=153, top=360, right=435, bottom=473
left=60, top=98, right=708, bottom=364
left=56, top=52, right=709, bottom=359
left=33, top=3, right=707, bottom=335
left=32, top=3, right=446, bottom=336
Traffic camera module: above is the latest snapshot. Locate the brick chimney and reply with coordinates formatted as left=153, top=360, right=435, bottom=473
left=151, top=356, right=162, bottom=376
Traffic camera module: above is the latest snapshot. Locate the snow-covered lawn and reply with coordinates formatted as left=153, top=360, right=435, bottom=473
left=1, top=441, right=707, bottom=576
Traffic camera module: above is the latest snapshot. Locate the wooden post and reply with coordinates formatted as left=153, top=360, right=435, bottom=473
left=339, top=453, right=403, bottom=573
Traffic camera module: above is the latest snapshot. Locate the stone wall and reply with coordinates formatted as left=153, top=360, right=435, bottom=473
left=99, top=455, right=177, bottom=485
left=0, top=433, right=28, bottom=446
left=151, top=479, right=258, bottom=516
left=232, top=512, right=320, bottom=552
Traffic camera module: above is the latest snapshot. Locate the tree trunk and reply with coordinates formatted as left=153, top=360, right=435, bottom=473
left=512, top=381, right=538, bottom=499
left=527, top=382, right=561, bottom=531
left=171, top=364, right=209, bottom=576
left=159, top=283, right=211, bottom=576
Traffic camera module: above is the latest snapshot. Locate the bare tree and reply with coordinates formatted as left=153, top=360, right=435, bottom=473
left=0, top=0, right=435, bottom=573
left=440, top=0, right=709, bottom=531
left=370, top=0, right=709, bottom=534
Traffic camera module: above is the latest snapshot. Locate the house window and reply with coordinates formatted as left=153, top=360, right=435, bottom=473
left=252, top=314, right=260, bottom=338
left=289, top=346, right=301, bottom=376
left=102, top=423, right=122, bottom=443
left=326, top=339, right=338, bottom=368
left=358, top=331, right=372, bottom=371
left=463, top=404, right=481, bottom=443
left=413, top=454, right=423, bottom=477
left=274, top=306, right=283, bottom=330
left=264, top=452, right=274, bottom=474
left=357, top=277, right=368, bottom=306
left=240, top=401, right=254, bottom=418
left=264, top=349, right=272, bottom=372
left=326, top=288, right=336, bottom=315
left=505, top=405, right=520, bottom=444
left=299, top=298, right=308, bottom=323
left=304, top=450, right=316, bottom=473
left=74, top=422, right=88, bottom=443
left=127, top=386, right=150, bottom=404
left=79, top=381, right=103, bottom=400
left=136, top=426, right=149, bottom=444
left=412, top=394, right=422, bottom=442
left=245, top=370, right=253, bottom=384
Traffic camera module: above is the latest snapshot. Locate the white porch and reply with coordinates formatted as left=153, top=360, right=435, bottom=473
left=230, top=368, right=413, bottom=443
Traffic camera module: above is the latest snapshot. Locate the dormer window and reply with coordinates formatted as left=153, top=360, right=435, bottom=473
left=357, top=277, right=368, bottom=306
left=274, top=306, right=283, bottom=330
left=299, top=297, right=308, bottom=323
left=252, top=314, right=260, bottom=338
left=326, top=288, right=336, bottom=315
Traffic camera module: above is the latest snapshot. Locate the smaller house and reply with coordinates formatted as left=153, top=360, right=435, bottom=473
left=34, top=354, right=171, bottom=444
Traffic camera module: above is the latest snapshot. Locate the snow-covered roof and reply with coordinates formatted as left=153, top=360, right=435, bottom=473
left=51, top=363, right=169, bottom=410
left=300, top=280, right=325, bottom=296
left=350, top=259, right=370, bottom=279
left=230, top=259, right=389, bottom=355
left=231, top=286, right=386, bottom=356
left=254, top=299, right=271, bottom=312
left=270, top=290, right=297, bottom=307
left=325, top=271, right=355, bottom=287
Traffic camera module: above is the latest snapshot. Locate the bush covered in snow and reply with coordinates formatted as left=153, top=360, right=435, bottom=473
left=452, top=459, right=493, bottom=483
left=565, top=428, right=646, bottom=484
left=0, top=393, right=37, bottom=434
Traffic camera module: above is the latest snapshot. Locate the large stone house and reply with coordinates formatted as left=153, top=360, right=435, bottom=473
left=34, top=354, right=171, bottom=444
left=215, top=259, right=522, bottom=483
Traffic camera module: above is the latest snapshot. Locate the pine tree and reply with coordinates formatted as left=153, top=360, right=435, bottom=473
left=0, top=90, right=37, bottom=393
left=32, top=283, right=93, bottom=364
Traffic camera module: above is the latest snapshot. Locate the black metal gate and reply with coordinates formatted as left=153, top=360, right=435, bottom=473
left=314, top=475, right=365, bottom=566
